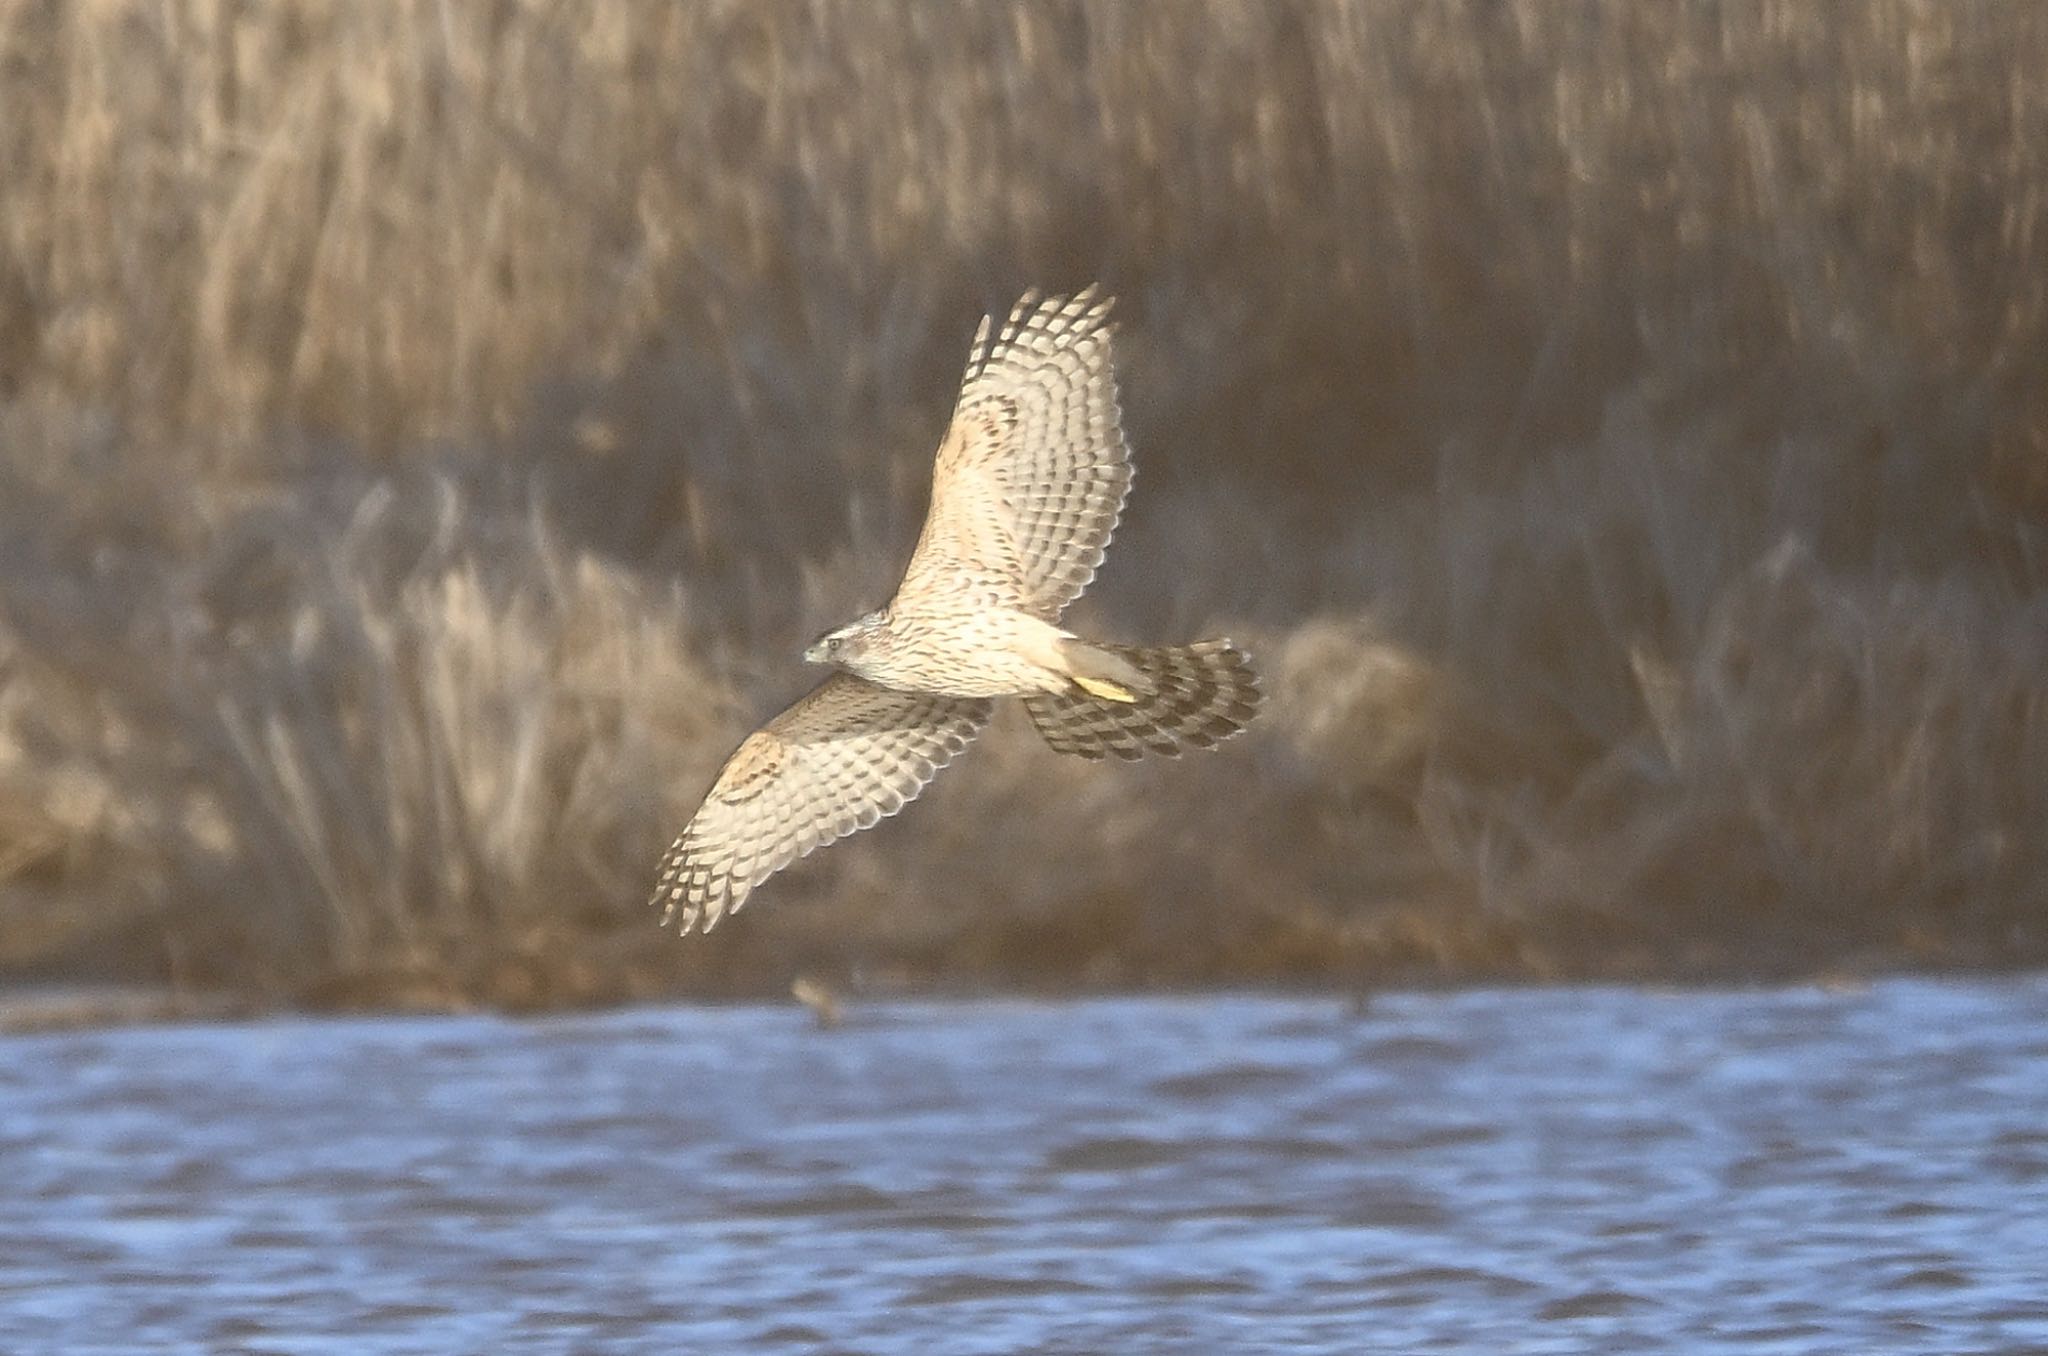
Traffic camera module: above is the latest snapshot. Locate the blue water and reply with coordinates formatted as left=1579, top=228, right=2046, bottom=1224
left=4, top=979, right=2048, bottom=1354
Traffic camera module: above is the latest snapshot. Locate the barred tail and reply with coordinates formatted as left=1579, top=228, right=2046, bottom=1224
left=1025, top=639, right=1262, bottom=760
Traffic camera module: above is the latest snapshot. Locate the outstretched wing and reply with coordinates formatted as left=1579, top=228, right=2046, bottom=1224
left=895, top=288, right=1131, bottom=620
left=651, top=675, right=991, bottom=934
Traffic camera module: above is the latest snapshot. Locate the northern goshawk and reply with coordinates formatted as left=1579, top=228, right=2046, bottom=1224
left=652, top=288, right=1261, bottom=934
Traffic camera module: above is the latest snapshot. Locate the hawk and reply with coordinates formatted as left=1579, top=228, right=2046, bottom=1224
left=651, top=287, right=1262, bottom=934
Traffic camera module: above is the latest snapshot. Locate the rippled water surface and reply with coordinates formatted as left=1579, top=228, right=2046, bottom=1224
left=6, top=979, right=2048, bottom=1353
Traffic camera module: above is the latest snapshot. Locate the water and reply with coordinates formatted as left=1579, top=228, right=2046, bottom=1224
left=4, top=979, right=2048, bottom=1354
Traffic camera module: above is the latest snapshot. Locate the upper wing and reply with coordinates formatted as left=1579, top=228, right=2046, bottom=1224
left=650, top=674, right=991, bottom=934
left=894, top=288, right=1132, bottom=620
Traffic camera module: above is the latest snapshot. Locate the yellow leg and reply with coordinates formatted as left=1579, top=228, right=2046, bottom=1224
left=1073, top=675, right=1140, bottom=703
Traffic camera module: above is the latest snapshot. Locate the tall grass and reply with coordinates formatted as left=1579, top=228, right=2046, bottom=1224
left=1, top=1, right=2044, bottom=1003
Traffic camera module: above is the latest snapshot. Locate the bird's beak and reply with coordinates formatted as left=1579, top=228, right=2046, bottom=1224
left=802, top=640, right=829, bottom=665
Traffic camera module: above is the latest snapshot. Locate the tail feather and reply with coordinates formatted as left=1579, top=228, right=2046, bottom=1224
left=1026, top=639, right=1261, bottom=760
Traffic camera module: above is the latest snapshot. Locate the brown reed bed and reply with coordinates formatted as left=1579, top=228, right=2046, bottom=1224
left=1, top=2, right=2045, bottom=1011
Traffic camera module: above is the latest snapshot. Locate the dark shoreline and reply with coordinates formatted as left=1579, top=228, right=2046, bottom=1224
left=10, top=947, right=2045, bottom=1035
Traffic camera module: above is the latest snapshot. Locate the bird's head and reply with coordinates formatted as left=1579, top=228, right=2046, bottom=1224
left=802, top=612, right=887, bottom=668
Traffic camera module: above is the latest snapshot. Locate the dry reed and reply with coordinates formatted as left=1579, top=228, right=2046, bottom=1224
left=1, top=1, right=2044, bottom=1005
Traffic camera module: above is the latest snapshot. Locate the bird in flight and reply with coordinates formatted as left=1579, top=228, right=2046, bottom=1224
left=651, top=287, right=1261, bottom=934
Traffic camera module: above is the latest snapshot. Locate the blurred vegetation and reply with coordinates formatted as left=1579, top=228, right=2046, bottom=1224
left=1, top=0, right=2045, bottom=1011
